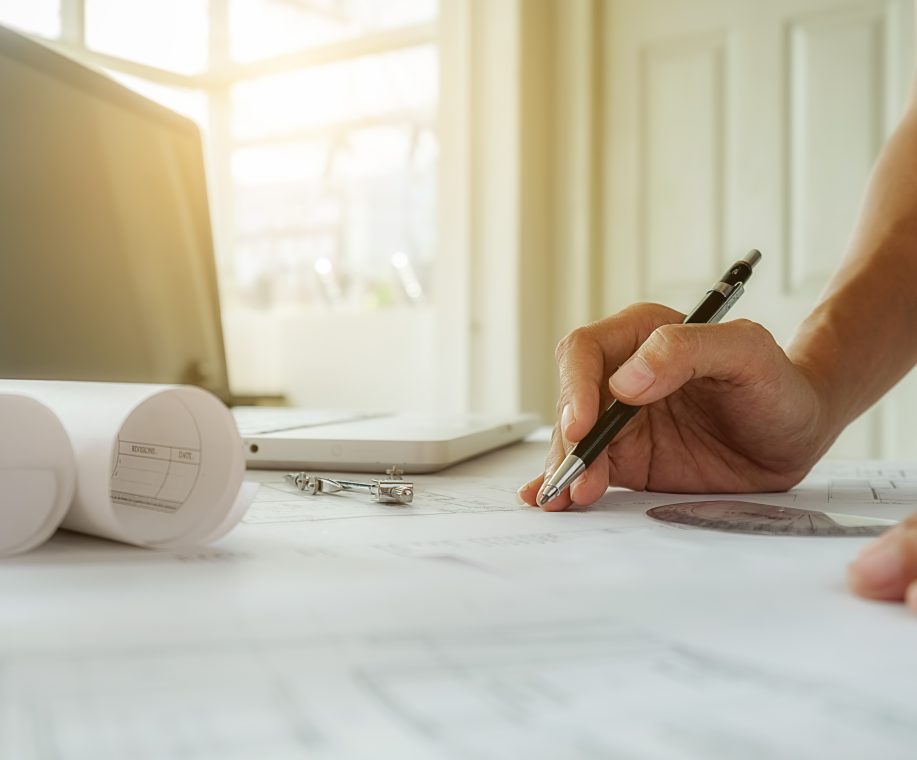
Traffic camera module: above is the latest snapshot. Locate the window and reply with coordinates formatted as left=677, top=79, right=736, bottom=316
left=1, top=0, right=441, bottom=407
left=0, top=0, right=60, bottom=38
left=229, top=0, right=437, bottom=63
left=229, top=43, right=437, bottom=309
left=86, top=0, right=209, bottom=74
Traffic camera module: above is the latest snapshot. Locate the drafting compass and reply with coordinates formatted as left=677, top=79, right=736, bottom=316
left=647, top=501, right=896, bottom=537
left=284, top=467, right=414, bottom=505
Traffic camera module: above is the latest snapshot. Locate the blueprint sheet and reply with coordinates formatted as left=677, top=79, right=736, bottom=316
left=3, top=442, right=917, bottom=759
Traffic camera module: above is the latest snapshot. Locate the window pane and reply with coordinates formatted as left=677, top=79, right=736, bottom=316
left=86, top=0, right=209, bottom=74
left=0, top=0, right=60, bottom=38
left=229, top=126, right=436, bottom=310
left=232, top=44, right=437, bottom=141
left=225, top=10, right=439, bottom=313
left=230, top=0, right=437, bottom=63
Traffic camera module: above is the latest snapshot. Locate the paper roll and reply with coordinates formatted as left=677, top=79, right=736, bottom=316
left=0, top=394, right=76, bottom=556
left=0, top=381, right=250, bottom=549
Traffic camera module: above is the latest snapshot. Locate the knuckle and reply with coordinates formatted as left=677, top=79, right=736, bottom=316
left=730, top=319, right=780, bottom=363
left=554, top=326, right=591, bottom=362
left=733, top=318, right=774, bottom=345
left=645, top=324, right=695, bottom=360
left=619, top=301, right=662, bottom=319
left=617, top=302, right=653, bottom=320
left=621, top=301, right=683, bottom=329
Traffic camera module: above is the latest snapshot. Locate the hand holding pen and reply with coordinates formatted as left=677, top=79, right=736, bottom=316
left=517, top=251, right=836, bottom=510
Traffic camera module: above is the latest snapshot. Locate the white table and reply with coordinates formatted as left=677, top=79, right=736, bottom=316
left=3, top=440, right=917, bottom=759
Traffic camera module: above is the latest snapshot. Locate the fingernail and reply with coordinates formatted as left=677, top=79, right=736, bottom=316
left=610, top=355, right=655, bottom=398
left=517, top=477, right=539, bottom=499
left=570, top=474, right=586, bottom=502
left=561, top=403, right=575, bottom=436
left=535, top=479, right=546, bottom=501
left=850, top=544, right=903, bottom=590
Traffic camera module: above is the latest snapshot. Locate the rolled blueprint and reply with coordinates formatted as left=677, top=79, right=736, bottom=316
left=0, top=381, right=252, bottom=549
left=0, top=393, right=76, bottom=556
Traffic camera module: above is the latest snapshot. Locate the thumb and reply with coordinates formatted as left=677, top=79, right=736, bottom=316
left=608, top=319, right=781, bottom=404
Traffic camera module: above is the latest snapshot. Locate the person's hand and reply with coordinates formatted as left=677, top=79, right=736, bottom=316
left=518, top=303, right=837, bottom=510
left=848, top=516, right=917, bottom=612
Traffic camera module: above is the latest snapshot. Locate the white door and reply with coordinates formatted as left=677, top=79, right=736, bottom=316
left=604, top=0, right=917, bottom=459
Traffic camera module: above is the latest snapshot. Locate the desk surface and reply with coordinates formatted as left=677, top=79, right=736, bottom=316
left=3, top=441, right=917, bottom=759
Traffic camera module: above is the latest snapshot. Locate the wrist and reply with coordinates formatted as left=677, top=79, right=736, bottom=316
left=787, top=302, right=864, bottom=449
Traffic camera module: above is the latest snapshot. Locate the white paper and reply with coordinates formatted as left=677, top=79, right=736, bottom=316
left=0, top=381, right=251, bottom=549
left=0, top=394, right=75, bottom=555
left=3, top=457, right=917, bottom=758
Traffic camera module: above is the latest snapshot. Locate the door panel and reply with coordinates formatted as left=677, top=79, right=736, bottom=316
left=642, top=32, right=726, bottom=306
left=605, top=0, right=916, bottom=459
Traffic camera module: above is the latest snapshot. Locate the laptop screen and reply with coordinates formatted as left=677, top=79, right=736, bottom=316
left=0, top=25, right=231, bottom=402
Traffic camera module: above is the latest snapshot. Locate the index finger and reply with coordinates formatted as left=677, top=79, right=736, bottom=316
left=554, top=303, right=685, bottom=442
left=520, top=303, right=687, bottom=510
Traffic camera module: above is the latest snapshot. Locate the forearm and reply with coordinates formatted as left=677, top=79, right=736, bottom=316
left=788, top=104, right=917, bottom=438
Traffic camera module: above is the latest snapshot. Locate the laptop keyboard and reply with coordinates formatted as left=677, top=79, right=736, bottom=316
left=232, top=407, right=382, bottom=436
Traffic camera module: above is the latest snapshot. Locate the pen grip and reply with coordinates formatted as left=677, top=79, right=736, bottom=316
left=573, top=400, right=641, bottom=464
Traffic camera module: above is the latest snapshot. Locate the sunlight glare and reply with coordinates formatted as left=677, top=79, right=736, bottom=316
left=0, top=0, right=60, bottom=38
left=231, top=44, right=437, bottom=141
left=229, top=0, right=437, bottom=64
left=86, top=0, right=208, bottom=74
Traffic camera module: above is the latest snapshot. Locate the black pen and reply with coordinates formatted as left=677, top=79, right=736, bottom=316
left=537, top=250, right=763, bottom=507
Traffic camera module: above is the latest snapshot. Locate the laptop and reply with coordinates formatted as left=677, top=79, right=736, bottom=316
left=0, top=25, right=538, bottom=473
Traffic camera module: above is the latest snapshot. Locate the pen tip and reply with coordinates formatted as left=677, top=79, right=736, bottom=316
left=537, top=484, right=559, bottom=507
